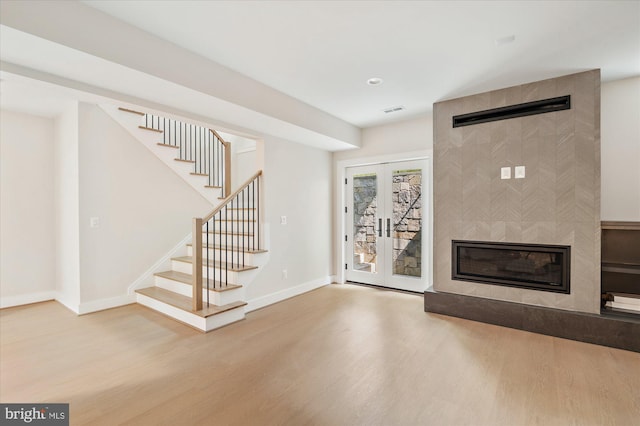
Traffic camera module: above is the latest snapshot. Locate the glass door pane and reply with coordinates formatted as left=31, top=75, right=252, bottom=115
left=391, top=168, right=422, bottom=278
left=353, top=173, right=378, bottom=274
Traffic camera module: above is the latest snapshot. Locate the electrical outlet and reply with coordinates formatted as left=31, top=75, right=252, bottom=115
left=90, top=217, right=100, bottom=228
left=280, top=215, right=287, bottom=225
left=282, top=269, right=288, bottom=279
left=515, top=166, right=526, bottom=179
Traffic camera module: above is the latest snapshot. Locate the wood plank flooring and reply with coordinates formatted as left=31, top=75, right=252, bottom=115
left=1, top=284, right=639, bottom=425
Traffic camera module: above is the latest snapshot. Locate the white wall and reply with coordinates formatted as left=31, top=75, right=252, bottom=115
left=601, top=76, right=640, bottom=221
left=246, top=136, right=334, bottom=308
left=334, top=114, right=433, bottom=162
left=76, top=103, right=212, bottom=307
left=0, top=110, right=56, bottom=307
left=54, top=103, right=82, bottom=311
left=227, top=134, right=258, bottom=188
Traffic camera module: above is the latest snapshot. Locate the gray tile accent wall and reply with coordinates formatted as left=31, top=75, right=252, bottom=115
left=433, top=70, right=601, bottom=314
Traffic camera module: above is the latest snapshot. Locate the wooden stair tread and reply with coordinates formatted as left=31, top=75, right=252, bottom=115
left=175, top=158, right=195, bottom=163
left=139, top=126, right=163, bottom=133
left=172, top=256, right=258, bottom=272
left=118, top=107, right=145, bottom=116
left=205, top=185, right=222, bottom=189
left=157, top=143, right=179, bottom=149
left=226, top=208, right=256, bottom=210
left=190, top=172, right=208, bottom=176
left=154, top=270, right=242, bottom=292
left=186, top=243, right=266, bottom=254
left=136, top=287, right=246, bottom=318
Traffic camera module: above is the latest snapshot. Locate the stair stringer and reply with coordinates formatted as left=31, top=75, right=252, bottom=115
left=99, top=103, right=222, bottom=205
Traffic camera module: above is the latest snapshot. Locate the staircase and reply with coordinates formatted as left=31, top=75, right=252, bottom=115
left=113, top=106, right=266, bottom=332
left=102, top=105, right=231, bottom=203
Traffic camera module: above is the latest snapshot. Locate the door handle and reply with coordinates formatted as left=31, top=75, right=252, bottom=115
left=378, top=218, right=382, bottom=237
left=386, top=218, right=391, bottom=238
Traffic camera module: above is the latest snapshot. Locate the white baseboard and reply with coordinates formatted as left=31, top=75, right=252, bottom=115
left=53, top=294, right=80, bottom=314
left=127, top=233, right=192, bottom=294
left=78, top=294, right=136, bottom=315
left=0, top=291, right=57, bottom=309
left=246, top=276, right=331, bottom=313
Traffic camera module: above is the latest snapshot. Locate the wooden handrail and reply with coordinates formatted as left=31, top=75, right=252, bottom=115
left=202, top=170, right=263, bottom=223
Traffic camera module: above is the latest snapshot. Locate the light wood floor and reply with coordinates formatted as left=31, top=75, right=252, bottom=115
left=2, top=284, right=639, bottom=426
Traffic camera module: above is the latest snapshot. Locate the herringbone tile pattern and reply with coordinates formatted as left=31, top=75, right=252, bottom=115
left=433, top=70, right=601, bottom=314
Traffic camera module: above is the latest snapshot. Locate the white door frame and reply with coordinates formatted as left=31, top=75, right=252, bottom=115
left=334, top=150, right=433, bottom=290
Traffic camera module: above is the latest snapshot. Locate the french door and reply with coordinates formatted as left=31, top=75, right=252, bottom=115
left=345, top=159, right=429, bottom=292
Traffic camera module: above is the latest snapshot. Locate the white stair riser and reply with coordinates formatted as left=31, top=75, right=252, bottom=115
left=187, top=246, right=256, bottom=264
left=202, top=233, right=256, bottom=246
left=154, top=275, right=244, bottom=305
left=171, top=260, right=240, bottom=284
left=136, top=293, right=245, bottom=332
left=204, top=306, right=245, bottom=332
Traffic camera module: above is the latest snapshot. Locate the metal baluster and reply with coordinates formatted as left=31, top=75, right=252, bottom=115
left=243, top=189, right=247, bottom=266
left=211, top=134, right=215, bottom=186
left=224, top=205, right=228, bottom=287
left=206, top=221, right=209, bottom=307
left=257, top=176, right=260, bottom=249
left=250, top=180, right=256, bottom=249
left=234, top=196, right=237, bottom=267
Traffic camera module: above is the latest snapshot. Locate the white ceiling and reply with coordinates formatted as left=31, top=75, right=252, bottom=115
left=1, top=0, right=638, bottom=152
left=81, top=0, right=640, bottom=128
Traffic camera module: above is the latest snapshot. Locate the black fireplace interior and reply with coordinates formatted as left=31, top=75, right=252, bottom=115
left=452, top=241, right=570, bottom=293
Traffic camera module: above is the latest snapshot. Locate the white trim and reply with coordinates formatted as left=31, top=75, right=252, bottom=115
left=127, top=233, right=192, bottom=294
left=77, top=294, right=136, bottom=315
left=0, top=291, right=57, bottom=309
left=245, top=276, right=331, bottom=312
left=54, top=294, right=80, bottom=314
left=335, top=150, right=433, bottom=286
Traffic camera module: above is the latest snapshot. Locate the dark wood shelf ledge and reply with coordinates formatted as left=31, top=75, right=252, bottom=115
left=424, top=289, right=640, bottom=353
left=601, top=221, right=640, bottom=230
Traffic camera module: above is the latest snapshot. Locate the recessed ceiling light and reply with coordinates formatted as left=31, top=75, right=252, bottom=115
left=495, top=35, right=516, bottom=46
left=367, top=77, right=384, bottom=86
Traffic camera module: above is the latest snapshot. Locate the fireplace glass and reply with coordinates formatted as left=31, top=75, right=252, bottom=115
left=452, top=241, right=570, bottom=293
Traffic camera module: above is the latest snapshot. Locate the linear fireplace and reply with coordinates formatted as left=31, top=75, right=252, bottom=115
left=452, top=241, right=570, bottom=294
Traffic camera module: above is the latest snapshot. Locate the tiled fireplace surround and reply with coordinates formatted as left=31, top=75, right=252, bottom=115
left=425, top=70, right=640, bottom=352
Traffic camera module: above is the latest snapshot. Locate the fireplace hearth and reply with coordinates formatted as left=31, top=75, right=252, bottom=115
left=452, top=241, right=570, bottom=294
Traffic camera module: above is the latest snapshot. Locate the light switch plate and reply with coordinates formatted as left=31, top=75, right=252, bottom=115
left=280, top=215, right=287, bottom=225
left=501, top=167, right=511, bottom=180
left=515, top=166, right=525, bottom=179
left=90, top=217, right=100, bottom=228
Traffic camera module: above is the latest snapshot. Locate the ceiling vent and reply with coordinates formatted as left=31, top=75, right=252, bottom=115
left=383, top=105, right=405, bottom=114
